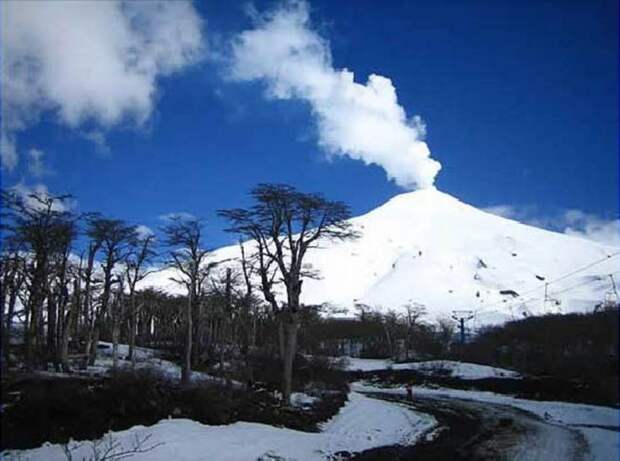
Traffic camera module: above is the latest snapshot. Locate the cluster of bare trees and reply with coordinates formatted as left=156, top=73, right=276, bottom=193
left=218, top=184, right=358, bottom=401
left=1, top=183, right=357, bottom=405
left=302, top=302, right=454, bottom=361
left=0, top=190, right=156, bottom=372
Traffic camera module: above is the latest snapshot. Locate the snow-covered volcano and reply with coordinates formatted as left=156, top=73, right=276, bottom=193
left=143, top=188, right=619, bottom=326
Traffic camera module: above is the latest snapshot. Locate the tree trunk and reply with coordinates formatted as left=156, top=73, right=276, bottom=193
left=36, top=297, right=46, bottom=364
left=2, top=275, right=21, bottom=369
left=181, top=288, right=193, bottom=385
left=219, top=318, right=226, bottom=378
left=25, top=299, right=38, bottom=369
left=282, top=311, right=299, bottom=405
left=112, top=310, right=120, bottom=369
left=47, top=296, right=57, bottom=366
left=250, top=311, right=257, bottom=349
left=59, top=282, right=79, bottom=372
left=89, top=323, right=100, bottom=366
left=84, top=329, right=93, bottom=365
left=128, top=289, right=137, bottom=367
left=26, top=260, right=47, bottom=369
left=89, top=295, right=109, bottom=366
left=383, top=322, right=393, bottom=359
left=1, top=265, right=16, bottom=371
left=82, top=247, right=97, bottom=363
left=192, top=298, right=202, bottom=367
left=277, top=317, right=285, bottom=360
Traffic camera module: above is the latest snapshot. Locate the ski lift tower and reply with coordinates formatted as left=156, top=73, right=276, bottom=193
left=451, top=310, right=475, bottom=344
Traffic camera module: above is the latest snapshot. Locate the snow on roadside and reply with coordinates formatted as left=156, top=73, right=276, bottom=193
left=392, top=360, right=522, bottom=379
left=353, top=382, right=619, bottom=461
left=0, top=392, right=437, bottom=461
left=341, top=357, right=521, bottom=379
left=97, top=341, right=159, bottom=361
left=319, top=392, right=436, bottom=453
left=290, top=392, right=318, bottom=409
left=340, top=357, right=392, bottom=372
left=88, top=355, right=230, bottom=386
left=578, top=427, right=620, bottom=461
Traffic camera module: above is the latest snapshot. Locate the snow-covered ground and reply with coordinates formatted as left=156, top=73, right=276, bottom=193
left=290, top=392, right=318, bottom=409
left=353, top=382, right=620, bottom=461
left=97, top=341, right=159, bottom=361
left=82, top=342, right=234, bottom=386
left=396, top=360, right=522, bottom=379
left=1, top=392, right=437, bottom=461
left=342, top=357, right=521, bottom=379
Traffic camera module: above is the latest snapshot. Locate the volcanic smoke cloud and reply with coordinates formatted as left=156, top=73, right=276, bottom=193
left=229, top=1, right=441, bottom=189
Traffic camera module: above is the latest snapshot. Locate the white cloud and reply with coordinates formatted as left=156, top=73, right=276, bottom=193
left=484, top=204, right=620, bottom=247
left=27, top=148, right=52, bottom=177
left=158, top=212, right=197, bottom=222
left=81, top=131, right=112, bottom=156
left=10, top=182, right=73, bottom=212
left=562, top=210, right=620, bottom=247
left=482, top=204, right=551, bottom=228
left=482, top=205, right=520, bottom=220
left=0, top=131, right=18, bottom=170
left=136, top=224, right=155, bottom=239
left=227, top=0, right=441, bottom=189
left=1, top=0, right=205, bottom=169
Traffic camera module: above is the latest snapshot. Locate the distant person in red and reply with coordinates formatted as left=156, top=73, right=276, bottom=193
left=405, top=383, right=413, bottom=401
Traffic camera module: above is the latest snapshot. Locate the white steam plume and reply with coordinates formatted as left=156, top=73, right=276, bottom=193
left=228, top=1, right=441, bottom=189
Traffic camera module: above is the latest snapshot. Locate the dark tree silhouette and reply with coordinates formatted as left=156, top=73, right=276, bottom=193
left=85, top=216, right=137, bottom=366
left=162, top=216, right=214, bottom=384
left=219, top=183, right=358, bottom=403
left=124, top=231, right=157, bottom=365
left=1, top=189, right=77, bottom=369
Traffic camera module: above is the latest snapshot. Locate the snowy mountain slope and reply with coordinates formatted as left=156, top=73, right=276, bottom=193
left=141, top=188, right=619, bottom=325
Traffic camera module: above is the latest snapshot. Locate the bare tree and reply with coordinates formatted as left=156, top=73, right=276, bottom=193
left=376, top=309, right=400, bottom=360
left=162, top=216, right=213, bottom=385
left=2, top=189, right=76, bottom=369
left=124, top=232, right=157, bottom=365
left=219, top=183, right=358, bottom=404
left=0, top=245, right=26, bottom=370
left=109, top=276, right=126, bottom=369
left=85, top=217, right=136, bottom=366
left=237, top=240, right=261, bottom=380
left=81, top=239, right=103, bottom=363
left=48, top=218, right=78, bottom=369
left=403, top=301, right=426, bottom=360
left=435, top=317, right=455, bottom=357
left=58, top=256, right=83, bottom=371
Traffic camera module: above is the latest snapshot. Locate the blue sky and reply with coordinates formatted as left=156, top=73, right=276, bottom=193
left=2, top=0, right=618, bottom=248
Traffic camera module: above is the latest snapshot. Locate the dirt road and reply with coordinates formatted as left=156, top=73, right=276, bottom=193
left=352, top=392, right=589, bottom=461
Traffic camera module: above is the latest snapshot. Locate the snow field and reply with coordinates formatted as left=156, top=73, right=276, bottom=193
left=79, top=341, right=237, bottom=387
left=1, top=392, right=437, bottom=461
left=342, top=357, right=521, bottom=379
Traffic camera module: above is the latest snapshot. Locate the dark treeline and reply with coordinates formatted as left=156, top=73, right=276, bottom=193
left=452, top=310, right=619, bottom=403
left=299, top=307, right=454, bottom=361
left=0, top=189, right=167, bottom=374
left=458, top=310, right=619, bottom=379
left=0, top=184, right=357, bottom=405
